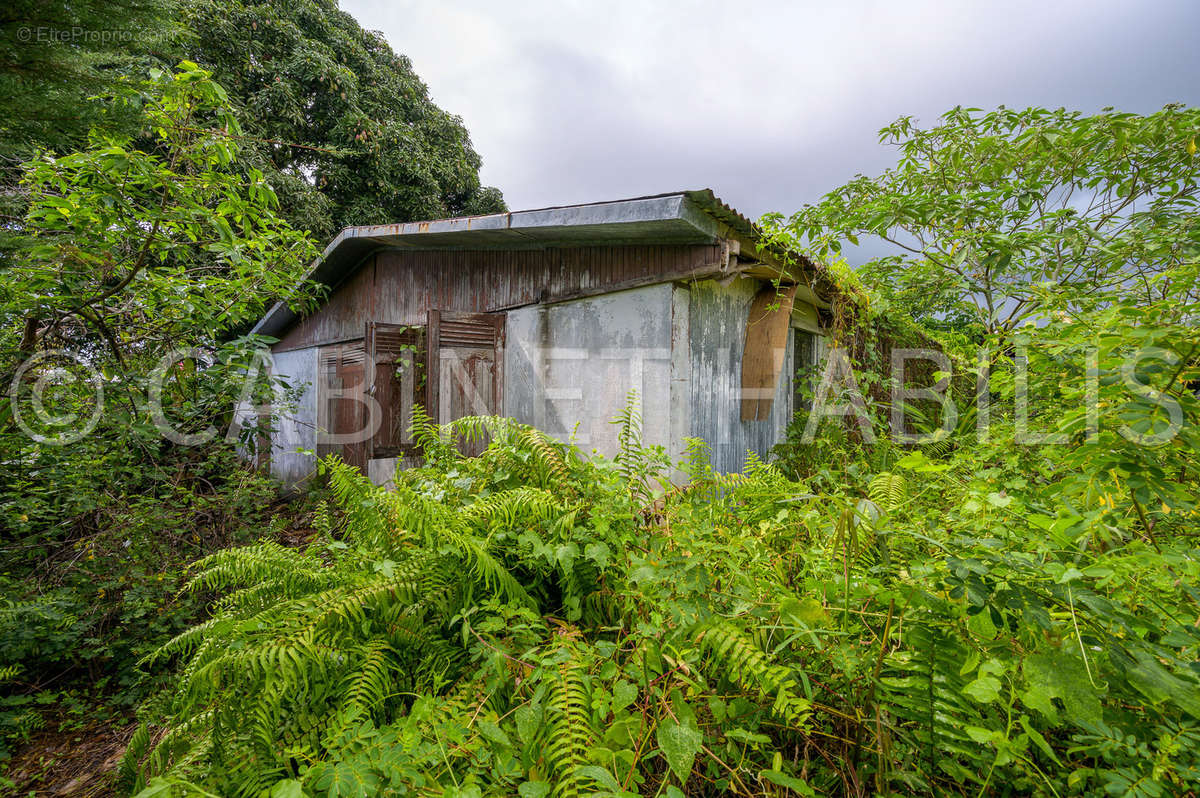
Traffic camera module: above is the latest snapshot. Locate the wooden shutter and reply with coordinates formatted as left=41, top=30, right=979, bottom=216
left=740, top=284, right=797, bottom=421
left=318, top=341, right=367, bottom=469
left=427, top=310, right=505, bottom=456
left=365, top=322, right=426, bottom=459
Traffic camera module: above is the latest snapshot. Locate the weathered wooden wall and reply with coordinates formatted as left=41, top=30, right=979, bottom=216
left=274, top=244, right=725, bottom=351
left=264, top=243, right=830, bottom=483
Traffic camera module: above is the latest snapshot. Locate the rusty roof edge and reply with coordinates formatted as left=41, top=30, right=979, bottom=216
left=682, top=189, right=819, bottom=271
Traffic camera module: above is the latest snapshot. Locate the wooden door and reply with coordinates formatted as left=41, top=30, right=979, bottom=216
left=426, top=310, right=505, bottom=457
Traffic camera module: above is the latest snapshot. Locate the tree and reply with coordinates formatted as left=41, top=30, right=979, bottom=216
left=769, top=105, right=1200, bottom=551
left=177, top=0, right=506, bottom=237
left=0, top=0, right=172, bottom=162
left=9, top=61, right=317, bottom=369
left=0, top=0, right=174, bottom=273
left=767, top=106, right=1200, bottom=337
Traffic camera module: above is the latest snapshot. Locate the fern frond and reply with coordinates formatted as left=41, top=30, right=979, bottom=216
left=185, top=540, right=325, bottom=596
left=324, top=458, right=391, bottom=548
left=117, top=722, right=151, bottom=794
left=460, top=486, right=567, bottom=529
left=145, top=616, right=225, bottom=667
left=868, top=471, right=906, bottom=512
left=409, top=403, right=452, bottom=462
left=695, top=619, right=811, bottom=729
left=448, top=414, right=519, bottom=449
left=544, top=641, right=594, bottom=798
left=339, top=639, right=397, bottom=719
left=520, top=426, right=572, bottom=488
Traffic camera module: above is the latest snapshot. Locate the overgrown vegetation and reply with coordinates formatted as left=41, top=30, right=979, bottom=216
left=123, top=377, right=1200, bottom=796
left=1, top=1, right=1197, bottom=793
left=0, top=1, right=502, bottom=790
left=0, top=60, right=322, bottom=790
left=110, top=103, right=1200, bottom=797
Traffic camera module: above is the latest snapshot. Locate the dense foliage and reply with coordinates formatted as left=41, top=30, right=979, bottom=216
left=769, top=106, right=1200, bottom=336
left=3, top=0, right=505, bottom=264
left=2, top=0, right=509, bottom=783
left=124, top=382, right=1200, bottom=797
left=0, top=0, right=170, bottom=161
left=6, top=61, right=317, bottom=369
left=0, top=0, right=173, bottom=271
left=0, top=63, right=318, bottom=786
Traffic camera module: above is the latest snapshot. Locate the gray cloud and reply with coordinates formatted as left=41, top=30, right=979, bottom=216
left=343, top=0, right=1200, bottom=224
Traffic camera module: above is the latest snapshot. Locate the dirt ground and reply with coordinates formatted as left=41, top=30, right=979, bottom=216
left=2, top=720, right=135, bottom=797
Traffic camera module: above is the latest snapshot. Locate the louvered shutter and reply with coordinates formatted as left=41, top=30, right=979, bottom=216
left=365, top=322, right=426, bottom=459
left=426, top=310, right=505, bottom=456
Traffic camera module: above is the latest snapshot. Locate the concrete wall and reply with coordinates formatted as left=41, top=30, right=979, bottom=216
left=504, top=283, right=677, bottom=460
left=686, top=277, right=798, bottom=473
left=269, top=346, right=319, bottom=487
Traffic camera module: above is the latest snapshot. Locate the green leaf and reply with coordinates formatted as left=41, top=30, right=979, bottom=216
left=576, top=765, right=622, bottom=792
left=782, top=596, right=828, bottom=625
left=271, top=781, right=305, bottom=798
left=760, top=769, right=816, bottom=795
left=612, top=679, right=638, bottom=712
left=963, top=675, right=1003, bottom=703
left=515, top=703, right=543, bottom=743
left=1019, top=716, right=1061, bottom=765
left=1123, top=648, right=1200, bottom=717
left=478, top=720, right=512, bottom=749
left=1022, top=651, right=1102, bottom=727
left=656, top=719, right=702, bottom=783
left=517, top=781, right=551, bottom=798
left=1056, top=567, right=1084, bottom=584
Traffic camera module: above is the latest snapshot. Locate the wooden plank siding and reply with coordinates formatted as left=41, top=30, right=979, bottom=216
left=273, top=243, right=726, bottom=352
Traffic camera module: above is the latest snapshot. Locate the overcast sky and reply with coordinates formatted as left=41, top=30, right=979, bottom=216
left=342, top=0, right=1200, bottom=222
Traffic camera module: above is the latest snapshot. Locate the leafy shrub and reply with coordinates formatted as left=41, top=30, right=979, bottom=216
left=0, top=440, right=288, bottom=763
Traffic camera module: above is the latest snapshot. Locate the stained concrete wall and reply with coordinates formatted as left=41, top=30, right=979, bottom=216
left=504, top=283, right=677, bottom=460
left=269, top=346, right=319, bottom=486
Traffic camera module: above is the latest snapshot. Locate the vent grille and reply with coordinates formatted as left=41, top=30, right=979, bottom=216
left=440, top=319, right=497, bottom=348
left=319, top=341, right=365, bottom=368
left=373, top=326, right=423, bottom=359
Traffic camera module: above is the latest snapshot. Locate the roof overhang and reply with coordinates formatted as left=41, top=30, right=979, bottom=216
left=251, top=190, right=823, bottom=339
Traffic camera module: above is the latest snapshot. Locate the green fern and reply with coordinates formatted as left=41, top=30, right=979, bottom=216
left=544, top=640, right=596, bottom=798
left=694, top=619, right=811, bottom=729
left=868, top=471, right=906, bottom=512
left=877, top=622, right=994, bottom=789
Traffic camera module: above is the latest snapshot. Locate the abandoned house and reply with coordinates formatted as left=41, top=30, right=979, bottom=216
left=248, top=190, right=835, bottom=485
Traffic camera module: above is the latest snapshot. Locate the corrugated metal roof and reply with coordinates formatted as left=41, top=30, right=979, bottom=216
left=250, top=190, right=812, bottom=339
